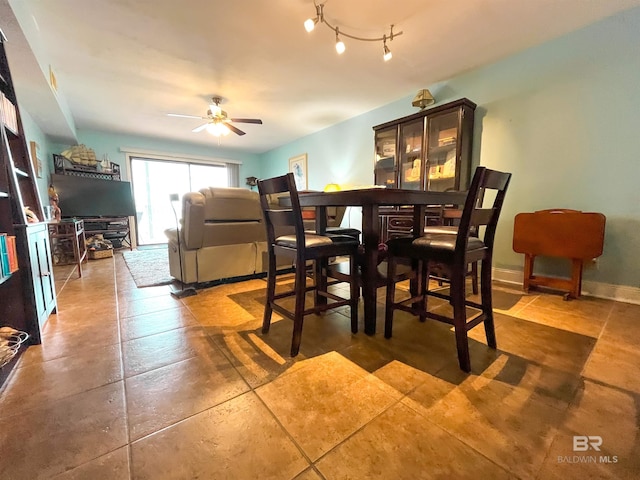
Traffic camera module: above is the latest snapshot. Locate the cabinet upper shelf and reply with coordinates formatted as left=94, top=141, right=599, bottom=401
left=428, top=144, right=457, bottom=155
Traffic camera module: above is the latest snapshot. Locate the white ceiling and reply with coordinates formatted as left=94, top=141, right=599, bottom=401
left=2, top=0, right=640, bottom=154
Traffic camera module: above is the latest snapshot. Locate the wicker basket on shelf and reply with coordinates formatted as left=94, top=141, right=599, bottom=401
left=0, top=327, right=29, bottom=368
left=88, top=248, right=114, bottom=260
left=86, top=234, right=114, bottom=260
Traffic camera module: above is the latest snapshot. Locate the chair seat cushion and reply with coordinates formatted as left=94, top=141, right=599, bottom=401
left=387, top=234, right=485, bottom=261
left=326, top=227, right=361, bottom=237
left=423, top=225, right=478, bottom=236
left=326, top=234, right=360, bottom=244
left=423, top=225, right=458, bottom=235
left=413, top=234, right=485, bottom=251
left=306, top=227, right=361, bottom=239
left=275, top=234, right=358, bottom=249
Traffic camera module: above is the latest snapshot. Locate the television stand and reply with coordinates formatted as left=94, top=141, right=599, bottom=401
left=82, top=217, right=132, bottom=250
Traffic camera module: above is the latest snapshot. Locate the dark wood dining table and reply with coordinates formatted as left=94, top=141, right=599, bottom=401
left=295, top=188, right=468, bottom=335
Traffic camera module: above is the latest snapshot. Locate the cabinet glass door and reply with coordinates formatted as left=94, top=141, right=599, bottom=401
left=399, top=119, right=424, bottom=190
left=374, top=127, right=397, bottom=188
left=426, top=111, right=459, bottom=191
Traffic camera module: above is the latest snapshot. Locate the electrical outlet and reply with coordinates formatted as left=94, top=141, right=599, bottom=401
left=589, top=258, right=599, bottom=270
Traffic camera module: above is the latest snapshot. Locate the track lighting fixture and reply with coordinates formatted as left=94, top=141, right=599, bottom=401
left=303, top=2, right=403, bottom=61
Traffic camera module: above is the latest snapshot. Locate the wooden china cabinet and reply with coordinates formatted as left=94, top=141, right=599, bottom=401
left=373, top=98, right=476, bottom=242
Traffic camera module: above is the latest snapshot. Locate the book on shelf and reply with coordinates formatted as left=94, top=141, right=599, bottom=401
left=7, top=235, right=18, bottom=273
left=0, top=92, right=18, bottom=133
left=0, top=233, right=10, bottom=278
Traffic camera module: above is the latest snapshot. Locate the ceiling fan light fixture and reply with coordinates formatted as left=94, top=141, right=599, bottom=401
left=169, top=95, right=261, bottom=138
left=206, top=122, right=230, bottom=137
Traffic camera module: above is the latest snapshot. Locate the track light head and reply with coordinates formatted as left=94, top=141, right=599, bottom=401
left=335, top=28, right=345, bottom=54
left=303, top=4, right=324, bottom=33
left=304, top=18, right=316, bottom=32
left=383, top=36, right=392, bottom=61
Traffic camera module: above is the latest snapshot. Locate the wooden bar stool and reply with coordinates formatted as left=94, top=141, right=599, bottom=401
left=257, top=173, right=360, bottom=356
left=384, top=167, right=512, bottom=372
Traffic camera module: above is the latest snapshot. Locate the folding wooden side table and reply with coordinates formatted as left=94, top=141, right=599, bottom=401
left=513, top=209, right=606, bottom=299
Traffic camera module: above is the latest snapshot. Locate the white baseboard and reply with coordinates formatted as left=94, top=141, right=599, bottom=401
left=492, top=268, right=640, bottom=305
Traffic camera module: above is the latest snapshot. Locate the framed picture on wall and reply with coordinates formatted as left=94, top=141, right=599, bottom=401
left=289, top=153, right=308, bottom=191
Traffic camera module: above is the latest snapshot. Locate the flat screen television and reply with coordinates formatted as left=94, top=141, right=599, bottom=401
left=51, top=173, right=136, bottom=218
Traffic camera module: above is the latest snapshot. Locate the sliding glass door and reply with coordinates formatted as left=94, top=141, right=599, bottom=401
left=131, top=158, right=230, bottom=245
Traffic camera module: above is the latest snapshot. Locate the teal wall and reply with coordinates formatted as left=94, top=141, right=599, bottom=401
left=442, top=8, right=640, bottom=288
left=19, top=108, right=56, bottom=207
left=260, top=97, right=413, bottom=190
left=259, top=8, right=640, bottom=289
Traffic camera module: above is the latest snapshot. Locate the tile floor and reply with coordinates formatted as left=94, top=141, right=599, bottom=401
left=0, top=253, right=638, bottom=479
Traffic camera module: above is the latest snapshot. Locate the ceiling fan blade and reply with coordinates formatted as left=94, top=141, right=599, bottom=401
left=192, top=123, right=209, bottom=133
left=230, top=118, right=263, bottom=124
left=168, top=113, right=206, bottom=119
left=225, top=123, right=246, bottom=136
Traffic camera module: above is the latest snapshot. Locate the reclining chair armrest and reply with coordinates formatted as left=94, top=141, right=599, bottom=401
left=182, top=192, right=206, bottom=249
left=164, top=227, right=178, bottom=244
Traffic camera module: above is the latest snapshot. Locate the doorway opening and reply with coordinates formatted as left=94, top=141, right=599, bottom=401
left=130, top=157, right=237, bottom=245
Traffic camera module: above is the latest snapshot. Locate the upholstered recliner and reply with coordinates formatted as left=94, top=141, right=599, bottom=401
left=165, top=187, right=349, bottom=285
left=165, top=187, right=266, bottom=284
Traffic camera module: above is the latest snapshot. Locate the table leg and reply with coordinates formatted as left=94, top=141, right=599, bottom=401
left=73, top=233, right=82, bottom=278
left=315, top=206, right=328, bottom=307
left=523, top=254, right=534, bottom=292
left=410, top=205, right=426, bottom=299
left=570, top=259, right=583, bottom=299
left=360, top=204, right=380, bottom=335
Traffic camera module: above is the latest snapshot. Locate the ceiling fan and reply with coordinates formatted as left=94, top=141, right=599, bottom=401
left=167, top=96, right=263, bottom=136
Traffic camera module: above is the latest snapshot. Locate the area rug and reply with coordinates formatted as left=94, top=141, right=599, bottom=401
left=122, top=248, right=174, bottom=288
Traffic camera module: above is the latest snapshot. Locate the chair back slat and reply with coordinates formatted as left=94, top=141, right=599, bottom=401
left=258, top=175, right=290, bottom=196
left=483, top=169, right=511, bottom=190
left=257, top=173, right=306, bottom=252
left=455, top=166, right=512, bottom=256
left=265, top=209, right=297, bottom=227
left=470, top=208, right=494, bottom=226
